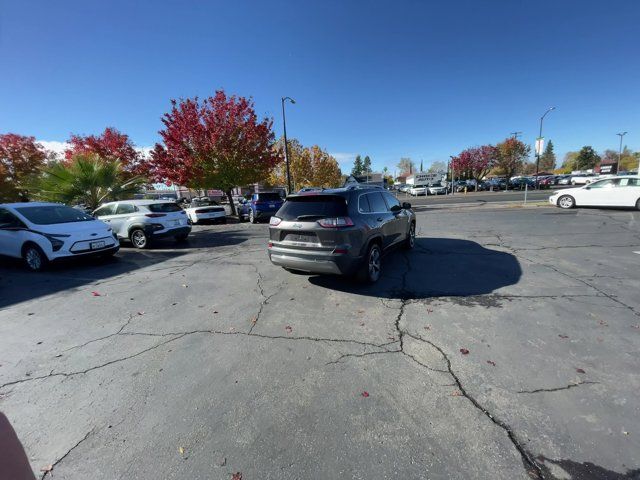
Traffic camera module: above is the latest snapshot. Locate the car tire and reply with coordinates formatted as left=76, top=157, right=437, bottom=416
left=636, top=198, right=640, bottom=211
left=249, top=209, right=257, bottom=224
left=175, top=233, right=189, bottom=242
left=403, top=222, right=416, bottom=250
left=558, top=195, right=575, bottom=209
left=130, top=229, right=149, bottom=249
left=22, top=243, right=48, bottom=272
left=358, top=242, right=382, bottom=284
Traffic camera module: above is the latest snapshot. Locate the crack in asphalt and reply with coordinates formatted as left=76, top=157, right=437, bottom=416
left=62, top=314, right=135, bottom=352
left=517, top=381, right=599, bottom=394
left=40, top=427, right=95, bottom=479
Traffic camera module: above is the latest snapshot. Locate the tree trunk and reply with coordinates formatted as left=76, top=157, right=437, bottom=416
left=226, top=189, right=237, bottom=216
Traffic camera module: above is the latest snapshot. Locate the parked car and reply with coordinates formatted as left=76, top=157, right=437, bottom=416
left=0, top=202, right=119, bottom=271
left=509, top=177, right=535, bottom=189
left=485, top=178, right=507, bottom=190
left=537, top=176, right=554, bottom=189
left=570, top=174, right=597, bottom=185
left=557, top=176, right=573, bottom=185
left=408, top=186, right=427, bottom=196
left=93, top=200, right=191, bottom=249
left=427, top=185, right=447, bottom=195
left=184, top=198, right=227, bottom=224
left=238, top=192, right=285, bottom=223
left=549, top=176, right=640, bottom=209
left=267, top=185, right=416, bottom=283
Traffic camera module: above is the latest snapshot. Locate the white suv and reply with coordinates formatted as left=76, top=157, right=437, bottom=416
left=0, top=202, right=119, bottom=271
left=94, top=200, right=191, bottom=249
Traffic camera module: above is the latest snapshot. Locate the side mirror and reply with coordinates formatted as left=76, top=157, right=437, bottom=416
left=402, top=202, right=411, bottom=209
left=390, top=204, right=402, bottom=213
left=585, top=186, right=591, bottom=190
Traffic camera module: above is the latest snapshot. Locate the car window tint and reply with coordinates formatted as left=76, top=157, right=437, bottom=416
left=0, top=209, right=20, bottom=226
left=358, top=194, right=371, bottom=213
left=367, top=192, right=388, bottom=212
left=16, top=205, right=94, bottom=225
left=383, top=192, right=400, bottom=209
left=589, top=179, right=616, bottom=189
left=619, top=178, right=639, bottom=186
left=276, top=195, right=348, bottom=221
left=115, top=203, right=136, bottom=215
left=257, top=192, right=282, bottom=201
left=95, top=204, right=116, bottom=216
left=147, top=203, right=182, bottom=213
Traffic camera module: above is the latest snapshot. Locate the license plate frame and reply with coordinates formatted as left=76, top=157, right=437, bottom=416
left=90, top=241, right=106, bottom=250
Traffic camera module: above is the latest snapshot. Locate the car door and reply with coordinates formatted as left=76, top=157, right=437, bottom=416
left=0, top=208, right=29, bottom=258
left=93, top=204, right=118, bottom=233
left=110, top=203, right=137, bottom=235
left=365, top=192, right=395, bottom=250
left=382, top=192, right=408, bottom=245
left=615, top=177, right=640, bottom=206
left=579, top=179, right=618, bottom=206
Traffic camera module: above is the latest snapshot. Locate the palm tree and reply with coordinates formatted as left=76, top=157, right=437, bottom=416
left=30, top=154, right=145, bottom=210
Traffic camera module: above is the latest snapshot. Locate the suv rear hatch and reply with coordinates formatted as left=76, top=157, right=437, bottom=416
left=146, top=203, right=189, bottom=228
left=270, top=195, right=354, bottom=249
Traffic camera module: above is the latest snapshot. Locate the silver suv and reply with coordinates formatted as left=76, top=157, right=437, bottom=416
left=267, top=186, right=416, bottom=283
left=94, top=200, right=191, bottom=249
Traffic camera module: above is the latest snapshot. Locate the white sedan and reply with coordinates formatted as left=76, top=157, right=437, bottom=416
left=408, top=186, right=427, bottom=196
left=184, top=199, right=228, bottom=224
left=427, top=185, right=447, bottom=195
left=0, top=202, right=119, bottom=271
left=549, top=176, right=640, bottom=210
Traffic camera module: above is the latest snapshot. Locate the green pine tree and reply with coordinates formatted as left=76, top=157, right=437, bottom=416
left=539, top=140, right=556, bottom=171
left=362, top=155, right=372, bottom=174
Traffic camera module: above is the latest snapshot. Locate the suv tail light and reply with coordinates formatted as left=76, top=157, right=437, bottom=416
left=317, top=217, right=354, bottom=228
left=269, top=217, right=282, bottom=226
left=145, top=213, right=166, bottom=218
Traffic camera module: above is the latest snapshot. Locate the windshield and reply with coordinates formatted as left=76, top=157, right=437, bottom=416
left=276, top=195, right=348, bottom=220
left=147, top=203, right=182, bottom=213
left=16, top=205, right=95, bottom=225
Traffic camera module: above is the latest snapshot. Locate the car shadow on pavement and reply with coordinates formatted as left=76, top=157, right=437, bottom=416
left=308, top=238, right=521, bottom=300
left=133, top=227, right=253, bottom=250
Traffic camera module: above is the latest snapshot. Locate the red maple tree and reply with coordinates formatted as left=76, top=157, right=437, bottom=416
left=451, top=145, right=498, bottom=189
left=65, top=127, right=141, bottom=173
left=143, top=90, right=279, bottom=214
left=0, top=133, right=47, bottom=201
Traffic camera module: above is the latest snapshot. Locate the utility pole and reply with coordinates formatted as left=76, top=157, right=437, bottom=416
left=616, top=132, right=627, bottom=174
left=281, top=97, right=296, bottom=194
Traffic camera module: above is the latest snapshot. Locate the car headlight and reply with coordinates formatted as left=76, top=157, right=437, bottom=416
left=44, top=233, right=70, bottom=252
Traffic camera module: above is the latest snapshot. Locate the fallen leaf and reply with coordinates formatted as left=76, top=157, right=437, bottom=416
left=359, top=322, right=365, bottom=326
left=460, top=348, right=470, bottom=355
left=137, top=311, right=145, bottom=316
left=576, top=368, right=586, bottom=374
left=558, top=334, right=569, bottom=339
left=285, top=325, right=293, bottom=334
left=229, top=327, right=235, bottom=332
left=250, top=317, right=257, bottom=325
left=40, top=465, right=53, bottom=473
left=424, top=325, right=431, bottom=330
left=232, top=473, right=243, bottom=480
left=387, top=336, right=396, bottom=341
left=91, top=291, right=101, bottom=297
left=213, top=310, right=219, bottom=314
left=289, top=297, right=295, bottom=301
left=451, top=390, right=463, bottom=396
left=357, top=309, right=365, bottom=314
left=598, top=319, right=608, bottom=326
left=623, top=431, right=629, bottom=436
left=486, top=360, right=496, bottom=366
left=178, top=446, right=184, bottom=455
left=361, top=391, right=370, bottom=397
left=426, top=308, right=434, bottom=313
left=181, top=284, right=188, bottom=288
left=632, top=325, right=640, bottom=330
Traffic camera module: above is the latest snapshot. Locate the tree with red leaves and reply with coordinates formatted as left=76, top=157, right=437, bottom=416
left=451, top=145, right=499, bottom=190
left=144, top=91, right=279, bottom=215
left=0, top=134, right=47, bottom=201
left=495, top=138, right=531, bottom=181
left=65, top=127, right=141, bottom=173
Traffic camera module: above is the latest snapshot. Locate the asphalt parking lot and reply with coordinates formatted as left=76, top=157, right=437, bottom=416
left=1, top=205, right=639, bottom=479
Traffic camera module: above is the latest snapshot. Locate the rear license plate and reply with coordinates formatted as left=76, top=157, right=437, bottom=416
left=90, top=241, right=106, bottom=250
left=284, top=233, right=317, bottom=243
left=170, top=220, right=180, bottom=226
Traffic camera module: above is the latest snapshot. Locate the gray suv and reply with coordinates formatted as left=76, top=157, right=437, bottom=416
left=267, top=186, right=416, bottom=283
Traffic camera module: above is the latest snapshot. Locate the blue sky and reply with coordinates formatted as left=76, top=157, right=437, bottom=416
left=1, top=0, right=638, bottom=173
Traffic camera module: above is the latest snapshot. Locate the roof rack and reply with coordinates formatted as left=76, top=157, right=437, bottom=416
left=345, top=184, right=384, bottom=191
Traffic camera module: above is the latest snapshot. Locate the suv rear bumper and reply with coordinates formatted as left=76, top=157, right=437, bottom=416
left=146, top=225, right=191, bottom=239
left=268, top=245, right=361, bottom=275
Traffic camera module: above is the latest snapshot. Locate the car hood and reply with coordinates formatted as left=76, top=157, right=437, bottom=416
left=29, top=219, right=112, bottom=235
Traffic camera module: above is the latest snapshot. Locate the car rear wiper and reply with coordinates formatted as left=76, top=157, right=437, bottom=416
left=296, top=215, right=325, bottom=220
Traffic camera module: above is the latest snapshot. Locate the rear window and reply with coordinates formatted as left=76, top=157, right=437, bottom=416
left=146, top=203, right=182, bottom=213
left=276, top=195, right=348, bottom=221
left=257, top=192, right=282, bottom=201
left=16, top=205, right=94, bottom=225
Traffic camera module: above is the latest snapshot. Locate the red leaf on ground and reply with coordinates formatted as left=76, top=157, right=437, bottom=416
left=91, top=291, right=101, bottom=296
left=486, top=360, right=496, bottom=366
left=576, top=368, right=586, bottom=374
left=460, top=348, right=470, bottom=355
left=285, top=325, right=293, bottom=334
left=232, top=473, right=243, bottom=480
left=40, top=465, right=53, bottom=473
left=361, top=391, right=370, bottom=397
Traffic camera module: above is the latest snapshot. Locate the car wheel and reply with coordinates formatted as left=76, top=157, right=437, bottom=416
left=404, top=222, right=416, bottom=250
left=130, top=229, right=149, bottom=249
left=175, top=233, right=189, bottom=242
left=636, top=198, right=640, bottom=211
left=249, top=209, right=257, bottom=224
left=558, top=195, right=575, bottom=209
left=23, top=244, right=48, bottom=272
left=358, top=243, right=382, bottom=284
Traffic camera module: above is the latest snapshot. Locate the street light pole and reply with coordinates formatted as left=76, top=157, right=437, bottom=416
left=616, top=132, right=627, bottom=174
left=449, top=155, right=455, bottom=196
left=281, top=96, right=295, bottom=194
left=535, top=107, right=555, bottom=189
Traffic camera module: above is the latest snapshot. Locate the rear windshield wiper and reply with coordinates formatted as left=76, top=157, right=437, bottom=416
left=296, top=214, right=325, bottom=220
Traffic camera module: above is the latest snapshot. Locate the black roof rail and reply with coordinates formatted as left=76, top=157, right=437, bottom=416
left=345, top=184, right=384, bottom=191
